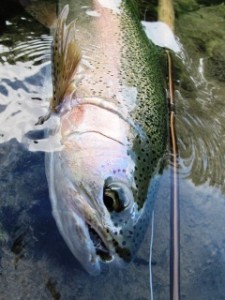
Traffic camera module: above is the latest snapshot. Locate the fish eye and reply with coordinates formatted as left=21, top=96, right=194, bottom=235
left=103, top=187, right=125, bottom=213
left=103, top=177, right=133, bottom=213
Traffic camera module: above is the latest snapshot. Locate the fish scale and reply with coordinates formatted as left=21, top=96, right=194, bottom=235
left=45, top=0, right=168, bottom=275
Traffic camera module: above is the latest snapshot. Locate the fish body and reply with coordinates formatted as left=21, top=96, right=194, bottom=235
left=46, top=0, right=168, bottom=275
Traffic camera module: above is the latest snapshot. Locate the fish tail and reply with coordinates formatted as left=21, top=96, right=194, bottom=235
left=51, top=5, right=81, bottom=112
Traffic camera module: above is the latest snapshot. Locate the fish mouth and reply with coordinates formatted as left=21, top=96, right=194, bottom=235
left=87, top=224, right=113, bottom=262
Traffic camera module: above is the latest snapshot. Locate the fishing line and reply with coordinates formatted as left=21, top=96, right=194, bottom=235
left=149, top=210, right=155, bottom=300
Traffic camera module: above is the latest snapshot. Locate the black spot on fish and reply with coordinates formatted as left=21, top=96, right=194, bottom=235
left=115, top=246, right=131, bottom=262
left=113, top=239, right=119, bottom=246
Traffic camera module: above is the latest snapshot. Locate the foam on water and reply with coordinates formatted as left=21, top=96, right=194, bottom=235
left=142, top=21, right=181, bottom=53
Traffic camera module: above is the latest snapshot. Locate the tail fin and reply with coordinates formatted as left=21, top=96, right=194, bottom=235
left=51, top=5, right=81, bottom=112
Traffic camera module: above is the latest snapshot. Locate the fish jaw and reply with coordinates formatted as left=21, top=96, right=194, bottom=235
left=46, top=150, right=110, bottom=275
left=52, top=209, right=102, bottom=275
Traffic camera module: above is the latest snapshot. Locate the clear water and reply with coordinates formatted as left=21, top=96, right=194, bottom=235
left=0, top=1, right=225, bottom=299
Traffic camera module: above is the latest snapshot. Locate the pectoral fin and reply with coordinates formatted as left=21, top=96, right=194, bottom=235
left=51, top=5, right=81, bottom=112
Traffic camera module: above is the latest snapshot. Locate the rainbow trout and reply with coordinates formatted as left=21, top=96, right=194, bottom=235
left=45, top=0, right=168, bottom=275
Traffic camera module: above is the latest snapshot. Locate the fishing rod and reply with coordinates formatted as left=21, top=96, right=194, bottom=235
left=167, top=49, right=180, bottom=300
left=158, top=1, right=180, bottom=299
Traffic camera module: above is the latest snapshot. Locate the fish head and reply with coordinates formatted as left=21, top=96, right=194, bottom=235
left=49, top=105, right=157, bottom=275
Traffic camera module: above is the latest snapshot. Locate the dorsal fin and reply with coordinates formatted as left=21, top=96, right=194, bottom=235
left=51, top=5, right=81, bottom=112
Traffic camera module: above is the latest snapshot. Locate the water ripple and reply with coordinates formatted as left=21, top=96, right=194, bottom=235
left=175, top=54, right=225, bottom=191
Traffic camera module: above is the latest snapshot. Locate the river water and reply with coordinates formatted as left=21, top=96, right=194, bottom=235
left=0, top=1, right=225, bottom=299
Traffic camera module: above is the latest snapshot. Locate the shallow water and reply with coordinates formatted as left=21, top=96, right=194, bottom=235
left=1, top=1, right=225, bottom=299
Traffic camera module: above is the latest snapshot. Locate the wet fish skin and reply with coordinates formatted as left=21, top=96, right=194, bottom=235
left=46, top=0, right=168, bottom=275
